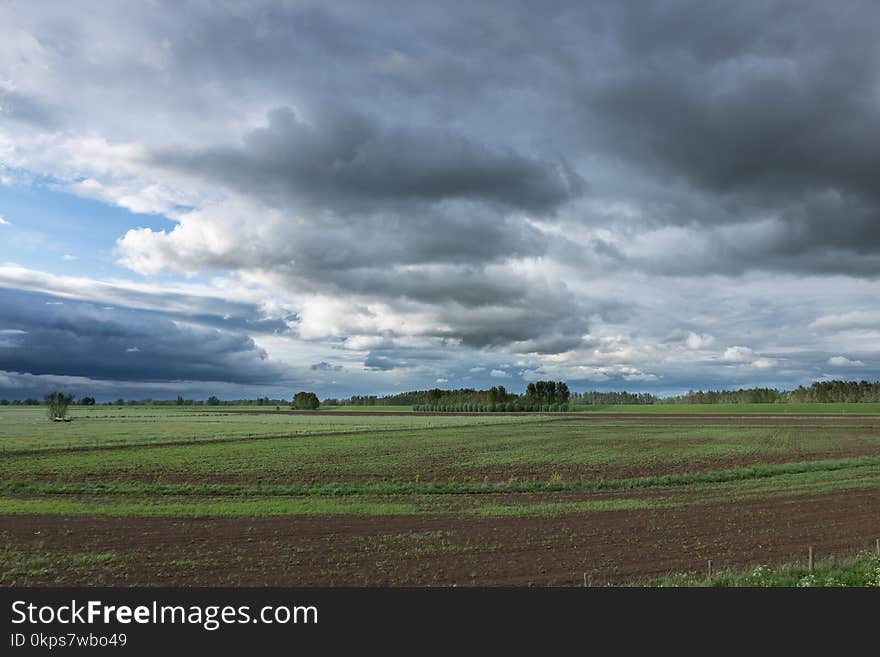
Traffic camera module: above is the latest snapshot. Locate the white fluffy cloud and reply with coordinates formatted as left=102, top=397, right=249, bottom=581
left=828, top=356, right=865, bottom=367
left=722, top=346, right=755, bottom=363
left=686, top=332, right=716, bottom=350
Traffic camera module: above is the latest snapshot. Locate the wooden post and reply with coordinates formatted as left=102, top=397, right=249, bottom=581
left=707, top=560, right=713, bottom=580
left=875, top=538, right=879, bottom=557
left=808, top=546, right=814, bottom=573
left=583, top=573, right=587, bottom=588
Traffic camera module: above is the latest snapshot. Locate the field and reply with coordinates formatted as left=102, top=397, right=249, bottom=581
left=572, top=402, right=880, bottom=414
left=2, top=405, right=880, bottom=586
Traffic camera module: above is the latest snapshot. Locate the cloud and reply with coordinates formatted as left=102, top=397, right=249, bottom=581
left=810, top=311, right=880, bottom=333
left=828, top=356, right=865, bottom=367
left=490, top=369, right=511, bottom=378
left=686, top=332, right=715, bottom=350
left=577, top=1, right=880, bottom=277
left=0, top=215, right=9, bottom=225
left=363, top=353, right=406, bottom=371
left=2, top=2, right=880, bottom=397
left=435, top=377, right=448, bottom=383
left=0, top=265, right=293, bottom=335
left=310, top=361, right=343, bottom=371
left=721, top=346, right=776, bottom=370
left=153, top=106, right=584, bottom=215
left=723, top=346, right=755, bottom=363
left=0, top=288, right=283, bottom=384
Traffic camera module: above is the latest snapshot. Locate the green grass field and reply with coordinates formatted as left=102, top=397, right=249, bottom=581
left=0, top=406, right=546, bottom=453
left=650, top=551, right=880, bottom=587
left=2, top=405, right=879, bottom=585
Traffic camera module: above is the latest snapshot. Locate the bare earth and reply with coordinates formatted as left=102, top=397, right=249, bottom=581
left=4, top=487, right=880, bottom=586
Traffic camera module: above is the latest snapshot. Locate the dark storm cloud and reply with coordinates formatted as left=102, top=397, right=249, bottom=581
left=153, top=106, right=584, bottom=215
left=435, top=298, right=593, bottom=352
left=363, top=354, right=403, bottom=371
left=0, top=267, right=293, bottom=335
left=134, top=0, right=880, bottom=282
left=310, top=361, right=342, bottom=371
left=577, top=1, right=880, bottom=273
left=362, top=344, right=454, bottom=371
left=259, top=202, right=550, bottom=275
left=0, top=289, right=283, bottom=383
left=591, top=1, right=880, bottom=200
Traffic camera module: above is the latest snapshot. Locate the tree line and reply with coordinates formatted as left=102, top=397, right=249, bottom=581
left=569, top=391, right=657, bottom=405
left=663, top=388, right=782, bottom=404
left=663, top=380, right=880, bottom=404
left=330, top=379, right=880, bottom=409
left=330, top=382, right=573, bottom=412
left=331, top=386, right=520, bottom=407
left=6, top=379, right=880, bottom=411
left=409, top=382, right=573, bottom=412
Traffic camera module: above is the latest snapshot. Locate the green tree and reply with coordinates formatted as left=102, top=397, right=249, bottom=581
left=45, top=391, right=74, bottom=421
left=292, top=391, right=320, bottom=410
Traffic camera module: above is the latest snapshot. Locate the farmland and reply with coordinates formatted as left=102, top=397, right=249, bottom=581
left=2, top=405, right=880, bottom=586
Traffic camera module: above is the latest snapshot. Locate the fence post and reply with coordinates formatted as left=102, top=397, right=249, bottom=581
left=808, top=546, right=814, bottom=573
left=707, top=560, right=713, bottom=580
left=876, top=538, right=879, bottom=557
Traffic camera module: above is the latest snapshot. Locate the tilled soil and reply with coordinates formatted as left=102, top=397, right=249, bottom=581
left=4, top=487, right=880, bottom=586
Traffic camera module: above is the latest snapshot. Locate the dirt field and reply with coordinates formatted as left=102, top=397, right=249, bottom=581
left=2, top=407, right=879, bottom=586
left=2, top=487, right=879, bottom=586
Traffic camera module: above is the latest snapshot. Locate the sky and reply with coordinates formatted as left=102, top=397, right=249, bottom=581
left=1, top=0, right=879, bottom=401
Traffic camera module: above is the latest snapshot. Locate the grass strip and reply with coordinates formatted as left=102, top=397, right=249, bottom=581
left=648, top=551, right=880, bottom=587
left=3, top=456, right=879, bottom=497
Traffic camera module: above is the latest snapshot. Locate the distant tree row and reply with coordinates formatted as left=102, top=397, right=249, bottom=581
left=784, top=380, right=880, bottom=403
left=663, top=388, right=782, bottom=404
left=340, top=388, right=510, bottom=406
left=525, top=381, right=570, bottom=405
left=24, top=396, right=288, bottom=407
left=341, top=386, right=519, bottom=407
left=333, top=379, right=880, bottom=409
left=5, top=379, right=879, bottom=411
left=665, top=381, right=880, bottom=404
left=571, top=391, right=657, bottom=405
left=409, top=381, right=571, bottom=412
left=343, top=383, right=571, bottom=411
left=414, top=402, right=571, bottom=413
